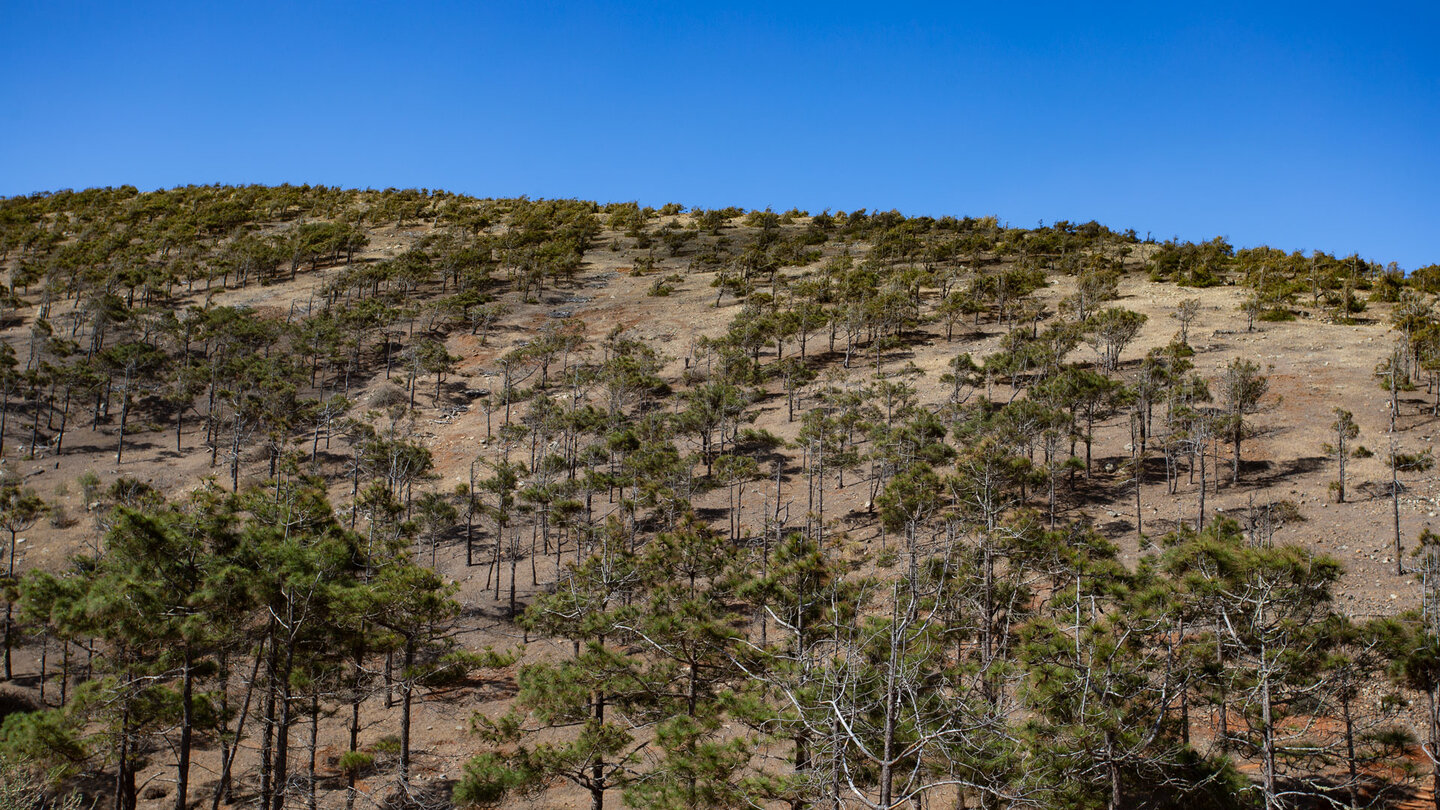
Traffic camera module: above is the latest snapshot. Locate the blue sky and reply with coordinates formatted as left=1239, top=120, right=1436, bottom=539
left=2, top=2, right=1436, bottom=268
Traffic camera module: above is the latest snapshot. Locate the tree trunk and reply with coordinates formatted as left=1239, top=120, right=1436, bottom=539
left=308, top=692, right=320, bottom=810
left=270, top=633, right=297, bottom=810
left=591, top=688, right=607, bottom=810
left=1261, top=650, right=1278, bottom=810
left=400, top=639, right=415, bottom=788
left=1395, top=442, right=1405, bottom=576
left=0, top=385, right=8, bottom=458
left=347, top=643, right=364, bottom=810
left=174, top=647, right=194, bottom=810
left=1107, top=733, right=1122, bottom=810
left=1342, top=691, right=1359, bottom=810
left=878, top=588, right=901, bottom=810
left=115, top=704, right=132, bottom=810
left=1430, top=687, right=1440, bottom=810
left=1197, top=442, right=1207, bottom=531
left=116, top=392, right=130, bottom=464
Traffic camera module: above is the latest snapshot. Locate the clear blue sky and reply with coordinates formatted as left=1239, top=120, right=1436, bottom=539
left=2, top=2, right=1436, bottom=268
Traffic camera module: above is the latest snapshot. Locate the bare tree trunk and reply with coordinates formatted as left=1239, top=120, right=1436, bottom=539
left=307, top=693, right=320, bottom=810
left=174, top=648, right=194, bottom=810
left=213, top=640, right=264, bottom=810
left=400, top=639, right=415, bottom=789
left=1395, top=435, right=1405, bottom=576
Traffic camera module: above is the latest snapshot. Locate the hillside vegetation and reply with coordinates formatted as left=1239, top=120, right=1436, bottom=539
left=3, top=185, right=1440, bottom=810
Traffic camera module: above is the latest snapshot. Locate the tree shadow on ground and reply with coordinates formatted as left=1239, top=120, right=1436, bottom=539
left=1245, top=455, right=1326, bottom=489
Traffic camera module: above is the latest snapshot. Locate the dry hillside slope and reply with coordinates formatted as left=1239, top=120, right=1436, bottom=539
left=0, top=187, right=1438, bottom=810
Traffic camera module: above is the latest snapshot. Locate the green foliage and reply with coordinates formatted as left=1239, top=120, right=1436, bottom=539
left=1393, top=448, right=1435, bottom=472
left=1083, top=306, right=1148, bottom=371
left=454, top=752, right=537, bottom=807
left=873, top=545, right=899, bottom=568
left=0, top=709, right=86, bottom=771
left=1148, top=237, right=1231, bottom=286
left=327, top=749, right=368, bottom=775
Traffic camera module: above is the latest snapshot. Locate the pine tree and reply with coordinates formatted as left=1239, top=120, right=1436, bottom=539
left=462, top=518, right=646, bottom=810
left=1323, top=408, right=1360, bottom=503
left=0, top=477, right=45, bottom=679
left=624, top=515, right=749, bottom=810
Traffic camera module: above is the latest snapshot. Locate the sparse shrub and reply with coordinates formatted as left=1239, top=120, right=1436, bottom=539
left=660, top=224, right=690, bottom=256
left=1394, top=449, right=1435, bottom=472
left=1165, top=339, right=1195, bottom=358
left=77, top=472, right=100, bottom=508
left=1268, top=499, right=1306, bottom=524
left=875, top=545, right=899, bottom=568
left=1250, top=499, right=1305, bottom=529
left=1364, top=726, right=1417, bottom=758
left=105, top=478, right=163, bottom=510
left=337, top=750, right=375, bottom=775
left=1240, top=295, right=1262, bottom=331
left=694, top=209, right=727, bottom=234
left=371, top=386, right=409, bottom=409
left=0, top=751, right=85, bottom=810
left=48, top=505, right=74, bottom=529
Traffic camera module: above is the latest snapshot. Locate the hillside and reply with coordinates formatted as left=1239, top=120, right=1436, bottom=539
left=2, top=185, right=1439, bottom=810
